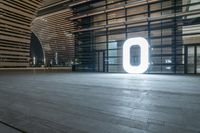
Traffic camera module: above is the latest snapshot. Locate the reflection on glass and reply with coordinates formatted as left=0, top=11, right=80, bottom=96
left=108, top=41, right=118, bottom=64
left=197, top=46, right=200, bottom=73
left=187, top=47, right=194, bottom=73
left=130, top=45, right=140, bottom=66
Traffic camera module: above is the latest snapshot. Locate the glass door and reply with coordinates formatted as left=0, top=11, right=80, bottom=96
left=185, top=45, right=200, bottom=74
left=95, top=50, right=105, bottom=72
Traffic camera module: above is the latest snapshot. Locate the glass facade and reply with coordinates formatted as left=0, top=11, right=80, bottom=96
left=70, top=0, right=200, bottom=74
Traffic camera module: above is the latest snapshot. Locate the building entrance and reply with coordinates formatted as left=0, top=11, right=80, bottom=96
left=95, top=50, right=105, bottom=72
left=185, top=45, right=200, bottom=74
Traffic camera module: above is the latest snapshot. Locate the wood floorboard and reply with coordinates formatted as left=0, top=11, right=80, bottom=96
left=0, top=72, right=200, bottom=133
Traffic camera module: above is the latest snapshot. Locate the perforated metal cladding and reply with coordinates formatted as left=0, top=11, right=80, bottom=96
left=31, top=9, right=75, bottom=65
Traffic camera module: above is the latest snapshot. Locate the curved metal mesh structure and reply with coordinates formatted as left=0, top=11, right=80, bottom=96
left=31, top=9, right=75, bottom=66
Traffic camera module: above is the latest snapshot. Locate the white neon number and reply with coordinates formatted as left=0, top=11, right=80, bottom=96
left=123, top=37, right=149, bottom=74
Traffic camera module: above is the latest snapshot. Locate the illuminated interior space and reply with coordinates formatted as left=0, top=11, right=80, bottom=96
left=69, top=0, right=200, bottom=74
left=0, top=0, right=200, bottom=133
left=0, top=0, right=199, bottom=74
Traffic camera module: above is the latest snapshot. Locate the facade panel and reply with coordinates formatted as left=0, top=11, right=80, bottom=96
left=31, top=9, right=75, bottom=66
left=0, top=0, right=42, bottom=67
left=70, top=0, right=200, bottom=73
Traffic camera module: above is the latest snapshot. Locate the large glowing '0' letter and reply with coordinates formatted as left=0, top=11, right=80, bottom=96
left=123, top=37, right=149, bottom=74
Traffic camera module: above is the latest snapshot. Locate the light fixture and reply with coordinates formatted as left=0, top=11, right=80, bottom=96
left=33, top=57, right=36, bottom=65
left=123, top=37, right=149, bottom=74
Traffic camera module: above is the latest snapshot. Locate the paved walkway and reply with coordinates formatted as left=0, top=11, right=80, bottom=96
left=0, top=72, right=200, bottom=133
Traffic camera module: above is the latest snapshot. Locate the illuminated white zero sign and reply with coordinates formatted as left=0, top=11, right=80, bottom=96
left=123, top=37, right=149, bottom=74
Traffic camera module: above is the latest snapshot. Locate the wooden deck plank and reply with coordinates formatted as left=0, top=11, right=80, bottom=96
left=0, top=72, right=200, bottom=133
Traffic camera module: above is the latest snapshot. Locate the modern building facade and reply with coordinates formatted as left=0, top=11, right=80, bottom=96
left=69, top=0, right=200, bottom=74
left=31, top=9, right=75, bottom=66
left=0, top=0, right=42, bottom=67
left=1, top=0, right=200, bottom=74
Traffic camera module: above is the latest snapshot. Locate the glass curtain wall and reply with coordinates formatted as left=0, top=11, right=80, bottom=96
left=70, top=0, right=200, bottom=73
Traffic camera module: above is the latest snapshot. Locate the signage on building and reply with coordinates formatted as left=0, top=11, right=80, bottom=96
left=123, top=37, right=149, bottom=74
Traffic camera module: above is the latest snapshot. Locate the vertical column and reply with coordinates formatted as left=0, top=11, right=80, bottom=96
left=173, top=0, right=177, bottom=73
left=147, top=2, right=151, bottom=73
left=194, top=46, right=197, bottom=74
left=161, top=0, right=163, bottom=72
left=184, top=46, right=188, bottom=74
left=106, top=0, right=109, bottom=72
left=125, top=0, right=128, bottom=40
